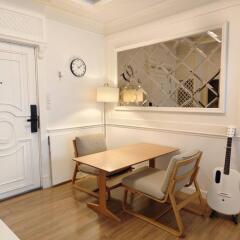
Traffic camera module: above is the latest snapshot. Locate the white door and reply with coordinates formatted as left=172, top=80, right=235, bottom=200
left=0, top=42, right=40, bottom=199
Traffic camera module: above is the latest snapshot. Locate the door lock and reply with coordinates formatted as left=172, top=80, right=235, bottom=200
left=27, top=105, right=39, bottom=133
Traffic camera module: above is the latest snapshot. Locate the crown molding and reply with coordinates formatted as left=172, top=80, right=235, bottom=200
left=104, top=0, right=240, bottom=35
left=45, top=5, right=105, bottom=34
left=16, top=0, right=240, bottom=35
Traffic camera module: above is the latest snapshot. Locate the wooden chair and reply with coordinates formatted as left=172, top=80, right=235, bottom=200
left=72, top=133, right=131, bottom=199
left=122, top=151, right=204, bottom=238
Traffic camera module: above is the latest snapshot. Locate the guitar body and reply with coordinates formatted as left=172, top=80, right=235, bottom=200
left=207, top=167, right=240, bottom=215
left=207, top=127, right=240, bottom=218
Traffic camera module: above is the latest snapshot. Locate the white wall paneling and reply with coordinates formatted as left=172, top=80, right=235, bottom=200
left=48, top=125, right=103, bottom=185
left=106, top=2, right=240, bottom=194
left=106, top=125, right=240, bottom=195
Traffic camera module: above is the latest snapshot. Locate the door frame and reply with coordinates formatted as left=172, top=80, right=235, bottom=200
left=0, top=38, right=49, bottom=189
left=0, top=3, right=50, bottom=189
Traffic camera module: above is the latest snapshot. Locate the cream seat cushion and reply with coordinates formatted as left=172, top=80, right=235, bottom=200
left=122, top=150, right=200, bottom=200
left=122, top=166, right=166, bottom=200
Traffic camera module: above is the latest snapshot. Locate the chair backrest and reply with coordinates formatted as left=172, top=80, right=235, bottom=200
left=161, top=150, right=202, bottom=194
left=74, top=134, right=106, bottom=157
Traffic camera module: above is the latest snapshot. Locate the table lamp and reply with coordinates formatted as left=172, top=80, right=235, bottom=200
left=97, top=84, right=119, bottom=137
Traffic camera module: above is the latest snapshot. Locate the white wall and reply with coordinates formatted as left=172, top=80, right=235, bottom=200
left=46, top=19, right=105, bottom=129
left=105, top=1, right=240, bottom=193
left=45, top=19, right=105, bottom=184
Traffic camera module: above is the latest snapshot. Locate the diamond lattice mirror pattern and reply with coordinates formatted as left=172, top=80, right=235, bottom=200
left=117, top=27, right=226, bottom=111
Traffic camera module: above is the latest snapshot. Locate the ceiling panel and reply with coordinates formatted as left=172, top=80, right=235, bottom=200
left=36, top=0, right=222, bottom=33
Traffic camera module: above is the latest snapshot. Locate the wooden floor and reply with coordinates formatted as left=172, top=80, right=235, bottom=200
left=0, top=181, right=240, bottom=240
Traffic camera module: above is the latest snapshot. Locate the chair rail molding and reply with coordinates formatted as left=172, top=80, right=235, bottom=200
left=107, top=118, right=240, bottom=139
left=47, top=123, right=103, bottom=135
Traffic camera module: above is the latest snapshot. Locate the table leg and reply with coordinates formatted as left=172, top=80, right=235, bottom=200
left=87, top=170, right=121, bottom=222
left=149, top=158, right=155, bottom=168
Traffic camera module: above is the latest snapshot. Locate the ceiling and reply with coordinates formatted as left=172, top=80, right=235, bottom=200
left=36, top=0, right=222, bottom=34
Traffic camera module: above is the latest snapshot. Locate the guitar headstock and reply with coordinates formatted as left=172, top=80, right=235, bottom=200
left=227, top=127, right=236, bottom=138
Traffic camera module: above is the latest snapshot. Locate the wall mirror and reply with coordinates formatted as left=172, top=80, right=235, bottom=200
left=116, top=24, right=227, bottom=113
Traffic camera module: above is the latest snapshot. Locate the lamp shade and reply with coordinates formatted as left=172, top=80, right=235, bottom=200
left=97, top=86, right=119, bottom=103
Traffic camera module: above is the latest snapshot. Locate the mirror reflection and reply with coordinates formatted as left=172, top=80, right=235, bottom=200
left=117, top=28, right=222, bottom=108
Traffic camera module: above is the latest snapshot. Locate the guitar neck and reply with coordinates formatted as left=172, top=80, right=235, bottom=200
left=224, top=137, right=232, bottom=175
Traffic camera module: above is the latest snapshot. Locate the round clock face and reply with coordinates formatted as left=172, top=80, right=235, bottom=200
left=70, top=58, right=86, bottom=77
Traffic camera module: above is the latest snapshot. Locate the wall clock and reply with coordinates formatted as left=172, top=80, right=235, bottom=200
left=70, top=58, right=86, bottom=77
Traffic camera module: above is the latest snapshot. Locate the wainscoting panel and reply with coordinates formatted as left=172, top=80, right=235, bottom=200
left=106, top=125, right=240, bottom=194
left=48, top=125, right=102, bottom=185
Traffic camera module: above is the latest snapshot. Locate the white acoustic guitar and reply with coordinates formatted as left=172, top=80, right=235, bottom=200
left=207, top=127, right=240, bottom=224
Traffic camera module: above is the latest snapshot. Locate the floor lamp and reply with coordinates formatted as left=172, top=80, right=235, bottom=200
left=97, top=85, right=119, bottom=137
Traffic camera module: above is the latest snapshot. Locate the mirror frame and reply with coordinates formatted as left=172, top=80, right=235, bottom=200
left=113, top=22, right=228, bottom=113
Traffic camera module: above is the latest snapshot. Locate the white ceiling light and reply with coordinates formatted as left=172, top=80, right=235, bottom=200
left=83, top=0, right=101, bottom=4
left=72, top=0, right=108, bottom=6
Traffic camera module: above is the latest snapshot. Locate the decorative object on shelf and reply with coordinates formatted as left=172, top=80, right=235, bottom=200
left=70, top=58, right=86, bottom=77
left=96, top=84, right=119, bottom=136
left=121, top=84, right=147, bottom=105
left=207, top=126, right=240, bottom=224
left=119, top=65, right=147, bottom=106
left=116, top=23, right=227, bottom=112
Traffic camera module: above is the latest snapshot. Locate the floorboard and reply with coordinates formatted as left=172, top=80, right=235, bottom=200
left=0, top=181, right=239, bottom=240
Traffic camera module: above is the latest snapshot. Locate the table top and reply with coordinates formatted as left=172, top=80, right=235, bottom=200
left=73, top=143, right=178, bottom=173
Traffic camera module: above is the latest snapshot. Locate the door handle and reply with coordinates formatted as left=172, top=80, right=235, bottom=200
left=27, top=105, right=39, bottom=133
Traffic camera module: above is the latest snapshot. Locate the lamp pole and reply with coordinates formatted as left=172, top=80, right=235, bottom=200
left=103, top=102, right=106, bottom=138
left=96, top=85, right=119, bottom=139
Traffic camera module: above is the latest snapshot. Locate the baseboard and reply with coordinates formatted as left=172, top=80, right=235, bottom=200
left=41, top=175, right=52, bottom=188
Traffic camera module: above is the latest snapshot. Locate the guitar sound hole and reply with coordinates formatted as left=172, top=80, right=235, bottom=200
left=215, top=170, right=221, bottom=183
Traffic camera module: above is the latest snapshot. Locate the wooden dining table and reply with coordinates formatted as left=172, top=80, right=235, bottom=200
left=72, top=143, right=178, bottom=221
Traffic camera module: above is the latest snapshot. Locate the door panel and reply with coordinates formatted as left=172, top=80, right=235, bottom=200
left=0, top=42, right=40, bottom=199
